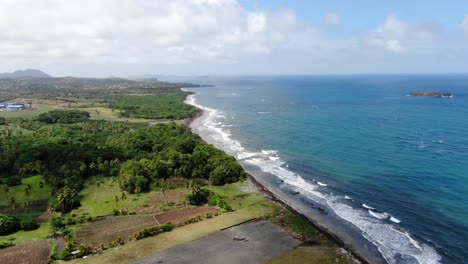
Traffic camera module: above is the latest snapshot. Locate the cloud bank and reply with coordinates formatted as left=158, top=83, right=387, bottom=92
left=0, top=1, right=467, bottom=75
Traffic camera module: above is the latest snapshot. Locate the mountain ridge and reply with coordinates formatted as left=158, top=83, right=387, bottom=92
left=0, top=69, right=52, bottom=78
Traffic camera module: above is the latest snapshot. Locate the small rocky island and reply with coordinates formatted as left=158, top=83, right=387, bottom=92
left=410, top=92, right=452, bottom=98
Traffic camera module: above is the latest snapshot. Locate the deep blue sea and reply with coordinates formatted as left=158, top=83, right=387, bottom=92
left=179, top=75, right=468, bottom=264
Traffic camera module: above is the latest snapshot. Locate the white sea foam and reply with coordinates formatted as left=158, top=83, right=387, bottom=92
left=369, top=210, right=389, bottom=220
left=184, top=91, right=441, bottom=264
left=328, top=199, right=441, bottom=264
left=317, top=181, right=328, bottom=187
left=262, top=150, right=278, bottom=156
left=345, top=195, right=351, bottom=200
left=257, top=111, right=271, bottom=114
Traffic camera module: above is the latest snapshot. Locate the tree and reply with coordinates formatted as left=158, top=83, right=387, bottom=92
left=160, top=179, right=170, bottom=204
left=24, top=184, right=32, bottom=206
left=8, top=196, right=17, bottom=210
left=48, top=187, right=80, bottom=213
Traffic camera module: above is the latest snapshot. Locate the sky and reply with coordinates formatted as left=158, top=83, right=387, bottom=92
left=1, top=0, right=468, bottom=77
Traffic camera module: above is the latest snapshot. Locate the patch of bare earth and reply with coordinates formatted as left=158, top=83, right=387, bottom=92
left=0, top=240, right=50, bottom=264
left=153, top=206, right=218, bottom=224
left=77, top=215, right=157, bottom=247
left=77, top=206, right=218, bottom=247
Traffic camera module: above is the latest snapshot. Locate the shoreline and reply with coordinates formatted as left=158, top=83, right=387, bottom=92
left=246, top=174, right=369, bottom=264
left=181, top=89, right=381, bottom=264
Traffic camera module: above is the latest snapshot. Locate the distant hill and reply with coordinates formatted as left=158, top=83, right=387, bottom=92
left=128, top=74, right=162, bottom=80
left=0, top=69, right=52, bottom=79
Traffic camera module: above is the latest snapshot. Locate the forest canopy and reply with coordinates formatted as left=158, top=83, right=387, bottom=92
left=0, top=120, right=245, bottom=213
left=37, top=109, right=91, bottom=124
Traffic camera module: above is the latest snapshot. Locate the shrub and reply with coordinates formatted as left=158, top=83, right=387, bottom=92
left=54, top=248, right=71, bottom=260
left=0, top=117, right=6, bottom=125
left=0, top=214, right=20, bottom=235
left=131, top=223, right=174, bottom=240
left=20, top=217, right=39, bottom=231
left=0, top=241, right=15, bottom=249
left=50, top=216, right=65, bottom=229
left=186, top=186, right=211, bottom=205
left=208, top=194, right=232, bottom=212
left=75, top=243, right=93, bottom=258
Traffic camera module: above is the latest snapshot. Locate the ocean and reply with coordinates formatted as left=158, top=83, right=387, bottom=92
left=179, top=75, right=468, bottom=264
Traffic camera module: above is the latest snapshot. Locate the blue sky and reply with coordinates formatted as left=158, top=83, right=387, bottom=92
left=242, top=0, right=468, bottom=30
left=0, top=0, right=467, bottom=76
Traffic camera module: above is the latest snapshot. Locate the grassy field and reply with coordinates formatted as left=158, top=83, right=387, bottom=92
left=0, top=109, right=49, bottom=118
left=71, top=177, right=190, bottom=217
left=266, top=247, right=350, bottom=264
left=84, top=106, right=175, bottom=123
left=0, top=97, right=188, bottom=123
left=110, top=94, right=199, bottom=120
left=0, top=222, right=50, bottom=245
left=0, top=175, right=51, bottom=207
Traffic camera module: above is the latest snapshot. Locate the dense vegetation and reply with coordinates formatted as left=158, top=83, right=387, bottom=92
left=0, top=117, right=244, bottom=214
left=109, top=94, right=199, bottom=120
left=37, top=110, right=91, bottom=124
left=0, top=77, right=201, bottom=101
left=0, top=214, right=38, bottom=235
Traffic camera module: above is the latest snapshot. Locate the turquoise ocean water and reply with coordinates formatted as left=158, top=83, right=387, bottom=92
left=180, top=75, right=468, bottom=264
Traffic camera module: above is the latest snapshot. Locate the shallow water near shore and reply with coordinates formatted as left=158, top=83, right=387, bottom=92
left=178, top=75, right=468, bottom=264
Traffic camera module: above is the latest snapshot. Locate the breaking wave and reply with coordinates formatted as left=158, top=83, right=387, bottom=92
left=184, top=91, right=441, bottom=264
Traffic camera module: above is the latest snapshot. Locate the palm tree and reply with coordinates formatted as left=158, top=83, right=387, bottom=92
left=94, top=181, right=101, bottom=201
left=24, top=184, right=32, bottom=207
left=89, top=162, right=96, bottom=176
left=8, top=196, right=17, bottom=209
left=160, top=179, right=169, bottom=206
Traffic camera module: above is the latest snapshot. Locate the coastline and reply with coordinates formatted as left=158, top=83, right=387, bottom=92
left=246, top=174, right=370, bottom=264
left=181, top=89, right=381, bottom=264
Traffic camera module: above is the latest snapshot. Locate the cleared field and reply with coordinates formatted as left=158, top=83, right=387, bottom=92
left=0, top=239, right=50, bottom=264
left=84, top=106, right=175, bottom=123
left=72, top=177, right=189, bottom=217
left=132, top=220, right=301, bottom=264
left=77, top=215, right=157, bottom=247
left=77, top=206, right=218, bottom=247
left=0, top=176, right=50, bottom=206
left=0, top=109, right=48, bottom=118
left=0, top=222, right=50, bottom=245
left=153, top=206, right=218, bottom=224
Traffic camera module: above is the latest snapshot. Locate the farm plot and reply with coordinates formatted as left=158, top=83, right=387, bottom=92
left=0, top=240, right=50, bottom=264
left=77, top=206, right=219, bottom=247
left=77, top=215, right=157, bottom=247
left=154, top=206, right=218, bottom=224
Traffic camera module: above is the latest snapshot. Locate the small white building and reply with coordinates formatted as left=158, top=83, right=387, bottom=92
left=0, top=103, right=26, bottom=110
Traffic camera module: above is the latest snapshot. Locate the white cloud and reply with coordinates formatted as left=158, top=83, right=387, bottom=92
left=323, top=13, right=340, bottom=25
left=367, top=15, right=439, bottom=53
left=0, top=0, right=303, bottom=65
left=461, top=16, right=468, bottom=33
